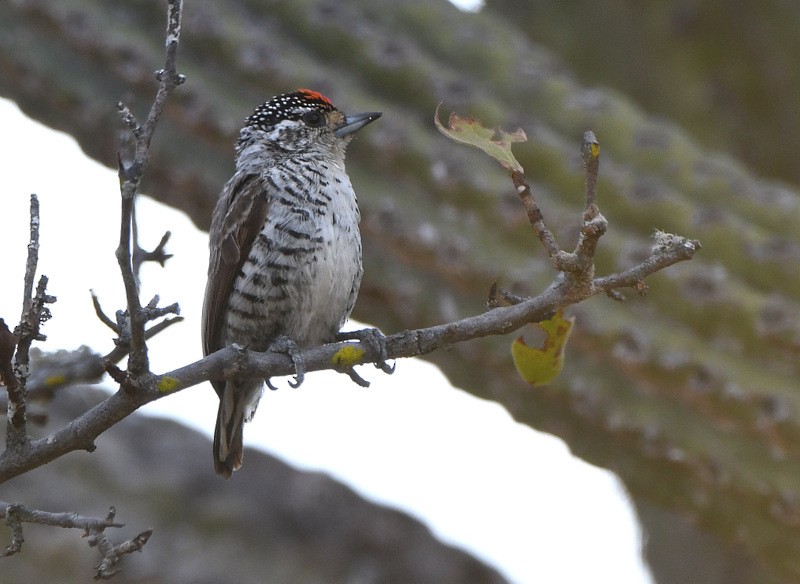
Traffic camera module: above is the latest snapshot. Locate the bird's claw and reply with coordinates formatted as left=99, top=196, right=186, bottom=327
left=337, top=327, right=395, bottom=376
left=343, top=367, right=371, bottom=388
left=266, top=336, right=305, bottom=389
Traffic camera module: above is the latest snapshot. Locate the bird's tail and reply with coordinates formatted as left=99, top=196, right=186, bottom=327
left=213, top=379, right=264, bottom=478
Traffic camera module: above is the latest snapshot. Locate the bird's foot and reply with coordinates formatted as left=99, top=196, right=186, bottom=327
left=336, top=328, right=396, bottom=384
left=266, top=336, right=305, bottom=389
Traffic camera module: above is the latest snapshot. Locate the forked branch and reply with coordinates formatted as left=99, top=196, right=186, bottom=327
left=113, top=0, right=184, bottom=376
left=0, top=501, right=152, bottom=579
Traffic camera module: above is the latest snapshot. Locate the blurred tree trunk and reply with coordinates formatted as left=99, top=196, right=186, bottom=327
left=2, top=1, right=800, bottom=582
left=485, top=0, right=800, bottom=186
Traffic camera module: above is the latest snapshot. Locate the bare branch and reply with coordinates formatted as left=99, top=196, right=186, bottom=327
left=0, top=347, right=105, bottom=427
left=1, top=0, right=187, bottom=484
left=142, top=295, right=180, bottom=322
left=21, top=275, right=56, bottom=347
left=30, top=347, right=106, bottom=399
left=0, top=501, right=150, bottom=577
left=102, top=316, right=184, bottom=365
left=0, top=222, right=700, bottom=485
left=88, top=507, right=152, bottom=580
left=581, top=130, right=599, bottom=209
left=510, top=131, right=606, bottom=286
left=115, top=103, right=139, bottom=137
left=569, top=132, right=606, bottom=281
left=115, top=0, right=184, bottom=377
left=108, top=296, right=180, bottom=360
left=1, top=503, right=24, bottom=557
left=91, top=291, right=118, bottom=333
left=93, top=287, right=181, bottom=351
left=5, top=194, right=42, bottom=446
left=5, top=195, right=55, bottom=450
left=94, top=528, right=153, bottom=580
left=510, top=169, right=562, bottom=260
left=132, top=226, right=172, bottom=277
left=487, top=282, right=527, bottom=307
left=19, top=194, right=40, bottom=320
left=0, top=319, right=22, bottom=442
left=594, top=231, right=702, bottom=296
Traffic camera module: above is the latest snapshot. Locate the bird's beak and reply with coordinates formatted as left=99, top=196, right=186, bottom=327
left=335, top=112, right=382, bottom=138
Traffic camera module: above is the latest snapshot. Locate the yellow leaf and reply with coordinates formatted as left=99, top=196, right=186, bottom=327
left=434, top=104, right=527, bottom=174
left=511, top=310, right=575, bottom=387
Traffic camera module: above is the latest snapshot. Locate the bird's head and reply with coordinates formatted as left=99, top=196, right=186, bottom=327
left=236, top=89, right=381, bottom=159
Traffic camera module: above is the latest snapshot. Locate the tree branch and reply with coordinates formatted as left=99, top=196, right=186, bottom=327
left=5, top=194, right=41, bottom=447
left=4, top=195, right=56, bottom=451
left=132, top=225, right=173, bottom=277
left=87, top=507, right=153, bottom=580
left=114, top=0, right=184, bottom=377
left=594, top=230, right=701, bottom=296
left=0, top=225, right=698, bottom=485
left=0, top=315, right=183, bottom=420
left=0, top=7, right=183, bottom=574
left=0, top=501, right=151, bottom=578
left=0, top=320, right=20, bottom=436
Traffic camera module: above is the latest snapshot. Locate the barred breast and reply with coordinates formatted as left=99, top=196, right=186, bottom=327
left=221, top=155, right=362, bottom=352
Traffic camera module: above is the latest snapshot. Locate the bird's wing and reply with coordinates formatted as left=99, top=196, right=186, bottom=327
left=201, top=173, right=269, bottom=395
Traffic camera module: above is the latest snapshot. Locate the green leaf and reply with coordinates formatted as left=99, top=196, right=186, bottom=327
left=511, top=310, right=575, bottom=387
left=434, top=104, right=527, bottom=173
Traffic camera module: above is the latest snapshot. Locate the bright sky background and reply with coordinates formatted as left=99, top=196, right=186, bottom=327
left=0, top=97, right=653, bottom=583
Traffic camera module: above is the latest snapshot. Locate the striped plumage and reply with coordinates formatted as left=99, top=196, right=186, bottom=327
left=202, top=89, right=380, bottom=477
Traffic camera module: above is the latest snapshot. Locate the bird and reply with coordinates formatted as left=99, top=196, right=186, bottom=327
left=201, top=89, right=381, bottom=478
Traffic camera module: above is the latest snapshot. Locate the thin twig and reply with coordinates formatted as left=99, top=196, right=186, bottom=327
left=91, top=291, right=118, bottom=333
left=116, top=168, right=146, bottom=375
left=7, top=274, right=55, bottom=449
left=19, top=195, right=40, bottom=319
left=582, top=130, right=599, bottom=210
left=132, top=227, right=173, bottom=279
left=86, top=506, right=152, bottom=580
left=11, top=274, right=57, bottom=397
left=594, top=233, right=701, bottom=294
left=510, top=170, right=563, bottom=261
left=6, top=195, right=52, bottom=450
left=115, top=0, right=184, bottom=377
left=0, top=500, right=150, bottom=577
left=1, top=503, right=24, bottom=556
left=12, top=194, right=43, bottom=390
left=102, top=316, right=184, bottom=365
left=142, top=296, right=180, bottom=321
left=0, top=319, right=23, bottom=444
left=569, top=131, right=606, bottom=280
left=94, top=528, right=153, bottom=580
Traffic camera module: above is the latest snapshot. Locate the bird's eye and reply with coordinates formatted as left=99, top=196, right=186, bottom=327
left=302, top=111, right=325, bottom=127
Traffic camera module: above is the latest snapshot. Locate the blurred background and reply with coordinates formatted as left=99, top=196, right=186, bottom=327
left=2, top=0, right=800, bottom=582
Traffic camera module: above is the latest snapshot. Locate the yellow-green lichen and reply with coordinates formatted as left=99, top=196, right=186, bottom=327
left=44, top=374, right=67, bottom=387
left=156, top=376, right=180, bottom=393
left=331, top=346, right=366, bottom=369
